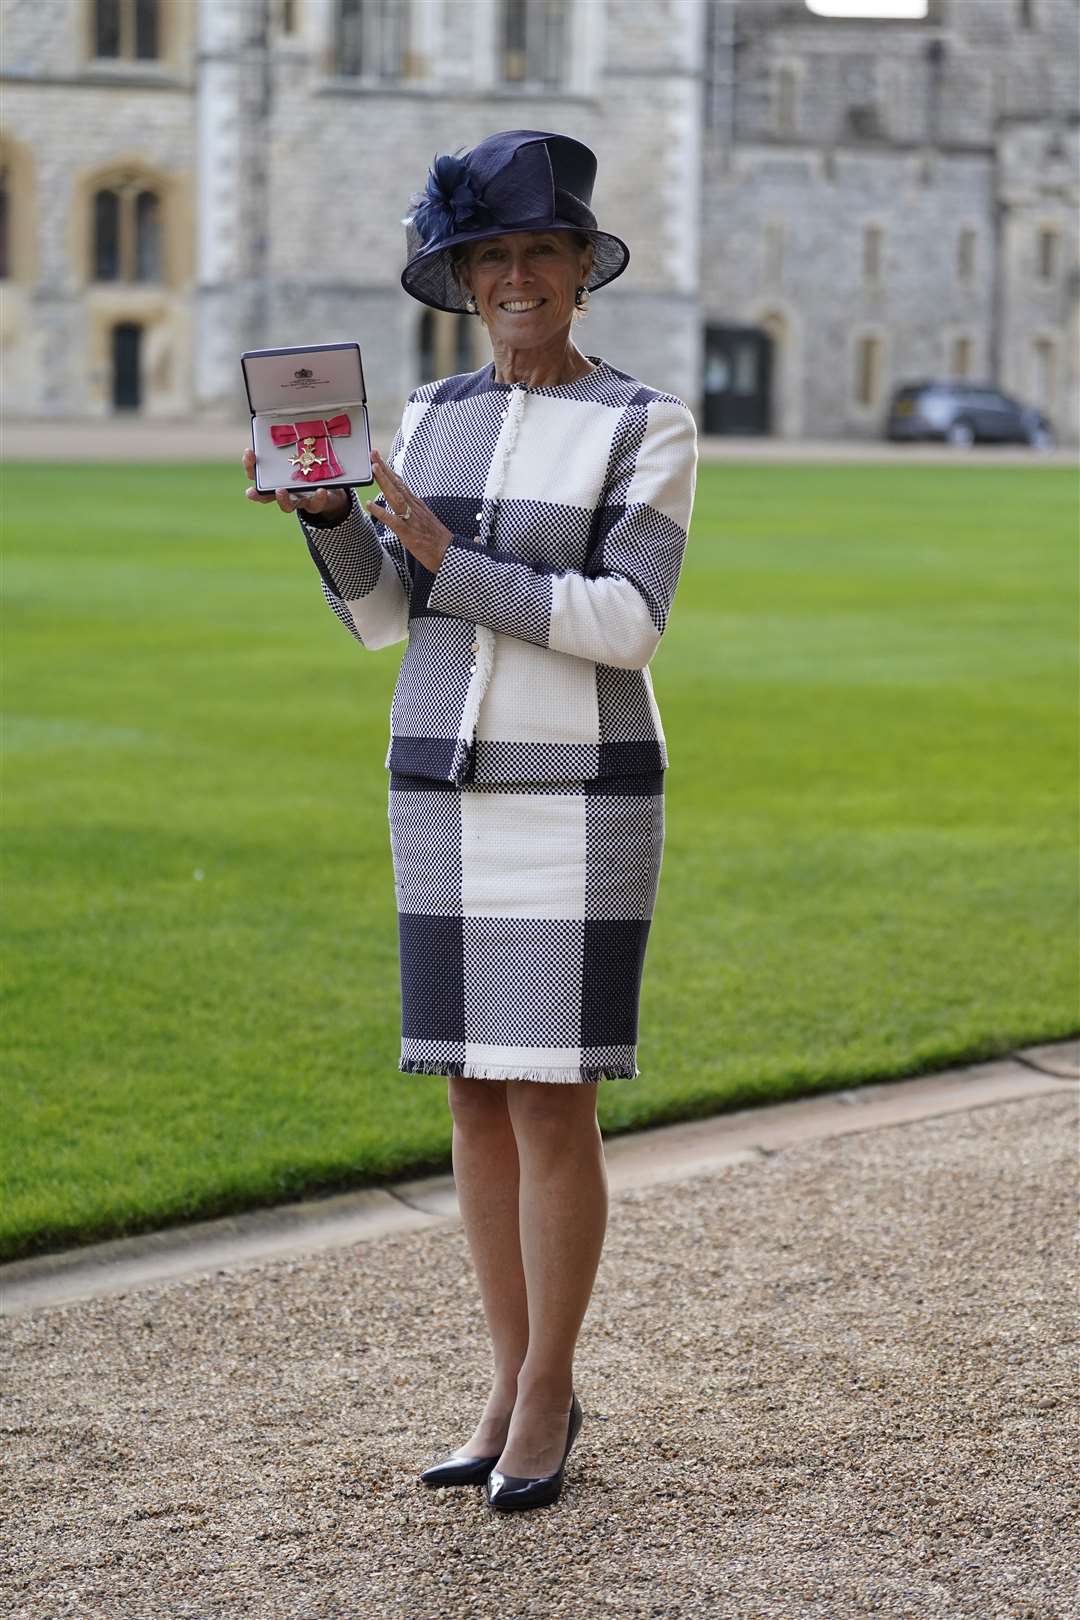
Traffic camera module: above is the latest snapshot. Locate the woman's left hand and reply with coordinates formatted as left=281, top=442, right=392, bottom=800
left=367, top=449, right=452, bottom=573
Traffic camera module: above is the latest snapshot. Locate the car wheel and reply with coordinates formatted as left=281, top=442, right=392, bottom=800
left=945, top=419, right=975, bottom=448
left=1028, top=425, right=1056, bottom=451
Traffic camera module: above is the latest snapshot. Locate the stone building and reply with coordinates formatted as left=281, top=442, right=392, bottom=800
left=1, top=0, right=1076, bottom=441
left=700, top=0, right=1080, bottom=442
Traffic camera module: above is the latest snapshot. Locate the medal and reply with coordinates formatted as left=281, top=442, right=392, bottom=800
left=271, top=415, right=352, bottom=482
left=289, top=436, right=326, bottom=475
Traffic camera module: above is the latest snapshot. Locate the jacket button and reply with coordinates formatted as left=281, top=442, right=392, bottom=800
left=475, top=511, right=483, bottom=520
left=471, top=641, right=480, bottom=653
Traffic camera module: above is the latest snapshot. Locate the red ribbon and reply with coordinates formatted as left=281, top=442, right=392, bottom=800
left=270, top=413, right=352, bottom=481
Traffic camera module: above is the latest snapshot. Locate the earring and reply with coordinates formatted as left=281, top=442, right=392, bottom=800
left=574, top=285, right=589, bottom=310
left=465, top=295, right=478, bottom=314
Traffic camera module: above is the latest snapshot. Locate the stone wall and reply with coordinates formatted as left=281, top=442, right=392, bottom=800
left=2, top=0, right=1076, bottom=440
left=700, top=0, right=1079, bottom=439
left=2, top=0, right=197, bottom=415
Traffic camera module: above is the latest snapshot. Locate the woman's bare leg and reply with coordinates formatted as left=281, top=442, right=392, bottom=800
left=446, top=1074, right=531, bottom=1456
left=496, top=1080, right=608, bottom=1476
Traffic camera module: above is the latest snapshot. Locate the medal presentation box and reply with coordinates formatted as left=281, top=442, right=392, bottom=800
left=241, top=342, right=374, bottom=493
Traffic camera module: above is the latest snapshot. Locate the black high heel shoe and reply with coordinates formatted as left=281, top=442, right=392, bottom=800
left=483, top=1391, right=583, bottom=1511
left=419, top=1450, right=501, bottom=1488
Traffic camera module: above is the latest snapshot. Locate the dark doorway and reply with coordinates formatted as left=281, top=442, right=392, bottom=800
left=112, top=322, right=142, bottom=410
left=703, top=325, right=772, bottom=435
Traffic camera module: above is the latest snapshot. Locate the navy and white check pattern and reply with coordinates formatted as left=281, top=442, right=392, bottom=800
left=298, top=356, right=698, bottom=786
left=389, top=772, right=665, bottom=1082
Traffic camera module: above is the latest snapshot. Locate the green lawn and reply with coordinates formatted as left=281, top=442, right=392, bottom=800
left=3, top=460, right=1076, bottom=1261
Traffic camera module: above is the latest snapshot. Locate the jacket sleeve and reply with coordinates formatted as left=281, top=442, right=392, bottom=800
left=294, top=406, right=414, bottom=651
left=424, top=397, right=697, bottom=670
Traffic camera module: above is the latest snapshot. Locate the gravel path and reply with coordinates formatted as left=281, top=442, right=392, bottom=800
left=2, top=1091, right=1076, bottom=1620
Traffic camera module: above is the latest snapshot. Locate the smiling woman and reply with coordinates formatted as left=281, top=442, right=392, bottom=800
left=244, top=128, right=698, bottom=1513
left=444, top=229, right=596, bottom=387
left=449, top=227, right=595, bottom=337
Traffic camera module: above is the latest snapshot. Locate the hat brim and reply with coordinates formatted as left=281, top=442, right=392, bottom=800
left=400, top=224, right=630, bottom=314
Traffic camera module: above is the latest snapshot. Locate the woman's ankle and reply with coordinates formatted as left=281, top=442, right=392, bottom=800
left=513, top=1364, right=574, bottom=1404
left=488, top=1364, right=525, bottom=1404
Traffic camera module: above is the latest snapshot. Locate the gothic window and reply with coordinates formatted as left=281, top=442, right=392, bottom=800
left=95, top=0, right=121, bottom=56
left=135, top=0, right=158, bottom=55
left=94, top=188, right=120, bottom=279
left=280, top=0, right=297, bottom=32
left=134, top=189, right=161, bottom=280
left=500, top=0, right=566, bottom=88
left=1019, top=0, right=1036, bottom=28
left=93, top=0, right=160, bottom=60
left=92, top=180, right=163, bottom=282
left=335, top=0, right=407, bottom=79
left=862, top=225, right=883, bottom=282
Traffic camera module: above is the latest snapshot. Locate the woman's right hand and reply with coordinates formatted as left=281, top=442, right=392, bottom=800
left=241, top=446, right=350, bottom=521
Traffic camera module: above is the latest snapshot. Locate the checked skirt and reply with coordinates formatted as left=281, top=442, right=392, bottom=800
left=388, top=771, right=665, bottom=1083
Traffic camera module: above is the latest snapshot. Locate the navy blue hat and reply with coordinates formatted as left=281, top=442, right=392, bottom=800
left=400, top=129, right=630, bottom=314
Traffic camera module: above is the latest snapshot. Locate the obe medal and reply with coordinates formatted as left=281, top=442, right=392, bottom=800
left=290, top=436, right=326, bottom=476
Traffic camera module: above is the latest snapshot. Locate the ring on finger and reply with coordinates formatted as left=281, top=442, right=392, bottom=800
left=402, top=502, right=412, bottom=521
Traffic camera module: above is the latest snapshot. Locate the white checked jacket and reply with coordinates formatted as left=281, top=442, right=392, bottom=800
left=298, top=356, right=698, bottom=784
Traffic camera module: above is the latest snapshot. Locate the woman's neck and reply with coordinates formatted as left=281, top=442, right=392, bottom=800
left=489, top=334, right=597, bottom=390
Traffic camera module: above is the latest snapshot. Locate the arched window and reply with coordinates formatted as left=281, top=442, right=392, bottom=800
left=93, top=0, right=160, bottom=60
left=92, top=179, right=163, bottom=282
left=94, top=188, right=120, bottom=279
left=134, top=190, right=161, bottom=279
left=500, top=0, right=565, bottom=88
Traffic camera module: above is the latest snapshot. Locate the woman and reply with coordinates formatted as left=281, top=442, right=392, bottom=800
left=242, top=129, right=697, bottom=1512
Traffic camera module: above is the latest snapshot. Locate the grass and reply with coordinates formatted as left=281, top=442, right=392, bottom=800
left=2, top=459, right=1076, bottom=1261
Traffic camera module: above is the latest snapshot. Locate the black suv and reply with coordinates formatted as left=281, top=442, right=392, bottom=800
left=886, top=381, right=1055, bottom=449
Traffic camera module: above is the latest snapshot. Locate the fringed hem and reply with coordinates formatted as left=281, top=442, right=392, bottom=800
left=400, top=1060, right=638, bottom=1084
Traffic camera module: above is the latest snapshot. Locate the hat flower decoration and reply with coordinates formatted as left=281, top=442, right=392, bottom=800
left=400, top=128, right=630, bottom=315
left=406, top=153, right=496, bottom=243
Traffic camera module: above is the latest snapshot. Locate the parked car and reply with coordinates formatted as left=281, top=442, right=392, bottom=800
left=885, top=381, right=1056, bottom=449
